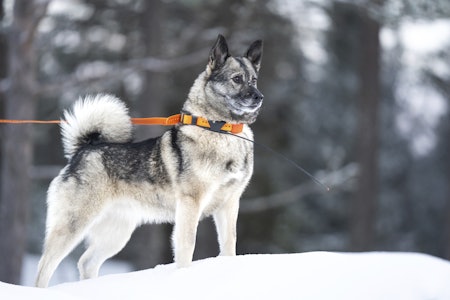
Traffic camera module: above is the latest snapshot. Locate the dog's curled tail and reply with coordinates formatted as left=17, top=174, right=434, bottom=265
left=61, top=94, right=133, bottom=160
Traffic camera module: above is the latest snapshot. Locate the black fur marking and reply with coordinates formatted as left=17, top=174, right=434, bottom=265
left=208, top=67, right=229, bottom=83
left=100, top=138, right=168, bottom=184
left=62, top=150, right=86, bottom=183
left=234, top=57, right=251, bottom=80
left=170, top=128, right=184, bottom=175
left=243, top=154, right=249, bottom=169
left=148, top=140, right=170, bottom=184
left=225, top=160, right=234, bottom=172
left=82, top=132, right=102, bottom=145
left=63, top=137, right=172, bottom=185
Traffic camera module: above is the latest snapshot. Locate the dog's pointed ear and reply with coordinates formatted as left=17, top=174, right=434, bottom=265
left=245, top=40, right=263, bottom=73
left=208, top=34, right=230, bottom=71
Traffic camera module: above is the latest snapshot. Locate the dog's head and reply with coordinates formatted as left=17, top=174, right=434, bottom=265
left=185, top=35, right=264, bottom=124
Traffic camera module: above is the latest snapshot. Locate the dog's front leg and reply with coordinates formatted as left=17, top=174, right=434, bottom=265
left=172, top=198, right=201, bottom=268
left=213, top=196, right=239, bottom=256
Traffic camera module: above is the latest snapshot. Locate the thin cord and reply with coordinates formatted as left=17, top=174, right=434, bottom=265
left=229, top=133, right=331, bottom=192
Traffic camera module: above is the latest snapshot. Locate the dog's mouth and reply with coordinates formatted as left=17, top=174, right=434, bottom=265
left=228, top=99, right=262, bottom=115
left=226, top=90, right=264, bottom=116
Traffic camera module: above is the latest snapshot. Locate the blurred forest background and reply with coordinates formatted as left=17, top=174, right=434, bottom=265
left=1, top=0, right=449, bottom=285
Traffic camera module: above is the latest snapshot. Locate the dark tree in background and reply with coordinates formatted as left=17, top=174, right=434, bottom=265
left=427, top=58, right=450, bottom=259
left=351, top=1, right=382, bottom=251
left=324, top=0, right=382, bottom=253
left=0, top=0, right=4, bottom=136
left=0, top=0, right=49, bottom=284
left=128, top=0, right=173, bottom=269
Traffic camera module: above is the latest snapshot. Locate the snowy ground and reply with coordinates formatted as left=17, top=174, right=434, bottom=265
left=2, top=252, right=450, bottom=299
left=20, top=254, right=133, bottom=287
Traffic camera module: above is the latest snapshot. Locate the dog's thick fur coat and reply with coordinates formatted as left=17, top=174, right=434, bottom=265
left=36, top=35, right=263, bottom=287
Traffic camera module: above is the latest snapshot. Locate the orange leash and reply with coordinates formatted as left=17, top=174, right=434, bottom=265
left=0, top=113, right=244, bottom=134
left=0, top=115, right=182, bottom=126
left=131, top=114, right=181, bottom=125
left=0, top=119, right=63, bottom=124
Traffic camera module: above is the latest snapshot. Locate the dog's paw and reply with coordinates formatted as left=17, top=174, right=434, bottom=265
left=175, top=260, right=192, bottom=268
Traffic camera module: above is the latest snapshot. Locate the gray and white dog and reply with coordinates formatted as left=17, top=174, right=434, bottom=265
left=36, top=34, right=263, bottom=287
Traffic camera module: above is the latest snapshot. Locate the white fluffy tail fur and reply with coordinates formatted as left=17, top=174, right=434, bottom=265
left=61, top=94, right=133, bottom=160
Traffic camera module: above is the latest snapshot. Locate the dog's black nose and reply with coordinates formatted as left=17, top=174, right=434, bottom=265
left=251, top=90, right=264, bottom=102
left=246, top=87, right=264, bottom=102
left=253, top=91, right=264, bottom=102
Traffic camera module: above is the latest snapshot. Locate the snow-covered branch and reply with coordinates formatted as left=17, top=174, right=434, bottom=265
left=22, top=0, right=52, bottom=51
left=38, top=48, right=208, bottom=97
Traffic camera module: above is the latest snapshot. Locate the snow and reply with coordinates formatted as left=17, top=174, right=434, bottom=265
left=381, top=19, right=450, bottom=156
left=398, top=20, right=450, bottom=56
left=21, top=254, right=133, bottom=287
left=3, top=252, right=450, bottom=299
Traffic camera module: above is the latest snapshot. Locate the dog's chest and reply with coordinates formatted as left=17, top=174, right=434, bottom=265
left=192, top=134, right=252, bottom=180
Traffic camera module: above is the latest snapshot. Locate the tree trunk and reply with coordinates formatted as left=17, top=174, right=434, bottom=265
left=443, top=113, right=450, bottom=260
left=0, top=0, right=5, bottom=144
left=126, top=0, right=173, bottom=269
left=350, top=5, right=381, bottom=251
left=0, top=0, right=45, bottom=284
left=445, top=178, right=450, bottom=260
left=135, top=0, right=166, bottom=138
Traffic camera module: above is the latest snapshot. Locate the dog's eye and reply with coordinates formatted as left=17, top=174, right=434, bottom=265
left=232, top=75, right=244, bottom=84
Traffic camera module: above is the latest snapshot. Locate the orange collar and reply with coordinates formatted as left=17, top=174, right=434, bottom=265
left=180, top=113, right=244, bottom=134
left=131, top=113, right=244, bottom=134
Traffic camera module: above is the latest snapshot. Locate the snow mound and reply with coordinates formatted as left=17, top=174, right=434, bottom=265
left=3, top=252, right=450, bottom=300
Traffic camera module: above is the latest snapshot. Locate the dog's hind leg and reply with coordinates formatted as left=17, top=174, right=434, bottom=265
left=36, top=179, right=105, bottom=288
left=77, top=205, right=137, bottom=280
left=35, top=214, right=92, bottom=288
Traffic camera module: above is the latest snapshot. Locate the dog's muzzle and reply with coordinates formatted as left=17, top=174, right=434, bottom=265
left=242, top=87, right=264, bottom=111
left=246, top=87, right=264, bottom=103
left=227, top=86, right=264, bottom=117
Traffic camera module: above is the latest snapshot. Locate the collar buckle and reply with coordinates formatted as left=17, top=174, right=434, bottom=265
left=208, top=121, right=227, bottom=133
left=180, top=113, right=243, bottom=134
